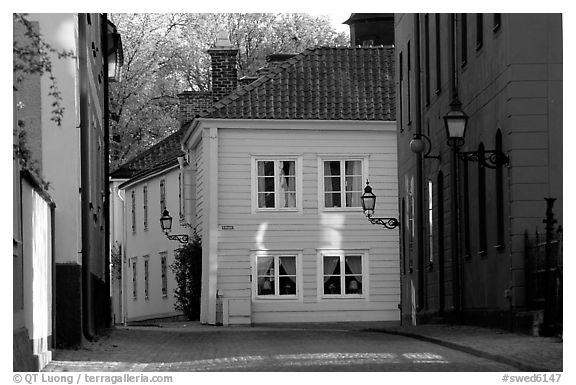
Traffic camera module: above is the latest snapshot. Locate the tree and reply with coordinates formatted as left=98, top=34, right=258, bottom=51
left=170, top=233, right=202, bottom=320
left=13, top=13, right=75, bottom=126
left=108, top=13, right=349, bottom=170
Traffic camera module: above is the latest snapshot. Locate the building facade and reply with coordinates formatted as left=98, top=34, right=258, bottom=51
left=109, top=33, right=238, bottom=323
left=13, top=13, right=123, bottom=369
left=395, top=14, right=562, bottom=332
left=182, top=45, right=400, bottom=325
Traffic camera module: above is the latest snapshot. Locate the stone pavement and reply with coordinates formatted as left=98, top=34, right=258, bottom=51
left=370, top=324, right=563, bottom=372
left=141, top=321, right=564, bottom=372
left=43, top=321, right=563, bottom=372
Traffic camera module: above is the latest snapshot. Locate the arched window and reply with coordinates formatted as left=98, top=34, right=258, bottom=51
left=428, top=179, right=434, bottom=268
left=478, top=142, right=487, bottom=255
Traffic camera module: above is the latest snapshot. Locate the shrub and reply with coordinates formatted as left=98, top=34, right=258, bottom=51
left=170, top=233, right=202, bottom=320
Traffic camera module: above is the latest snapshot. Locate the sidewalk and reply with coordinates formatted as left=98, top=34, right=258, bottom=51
left=367, top=324, right=563, bottom=372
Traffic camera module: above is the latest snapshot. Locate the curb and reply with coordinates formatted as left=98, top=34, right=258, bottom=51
left=367, top=329, right=553, bottom=372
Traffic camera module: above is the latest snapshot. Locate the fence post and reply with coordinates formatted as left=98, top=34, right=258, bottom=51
left=543, top=197, right=557, bottom=336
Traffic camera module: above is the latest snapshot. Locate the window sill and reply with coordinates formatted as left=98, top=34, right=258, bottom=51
left=322, top=207, right=363, bottom=212
left=254, top=295, right=300, bottom=301
left=321, top=294, right=365, bottom=300
left=255, top=208, right=301, bottom=213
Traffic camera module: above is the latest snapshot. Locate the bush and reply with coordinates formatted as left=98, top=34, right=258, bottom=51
left=170, top=233, right=202, bottom=320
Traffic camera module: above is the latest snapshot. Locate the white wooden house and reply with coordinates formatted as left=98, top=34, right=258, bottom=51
left=181, top=46, right=400, bottom=325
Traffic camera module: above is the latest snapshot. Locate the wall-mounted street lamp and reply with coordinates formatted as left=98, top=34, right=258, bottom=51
left=361, top=180, right=400, bottom=230
left=444, top=98, right=509, bottom=167
left=160, top=209, right=189, bottom=244
left=410, top=133, right=441, bottom=160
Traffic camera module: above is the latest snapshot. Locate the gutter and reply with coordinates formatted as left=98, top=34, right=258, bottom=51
left=78, top=13, right=95, bottom=341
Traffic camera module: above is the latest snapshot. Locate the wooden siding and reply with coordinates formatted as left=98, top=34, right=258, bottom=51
left=212, top=126, right=400, bottom=323
left=124, top=168, right=184, bottom=321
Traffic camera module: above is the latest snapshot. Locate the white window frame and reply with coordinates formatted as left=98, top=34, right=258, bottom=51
left=251, top=250, right=303, bottom=301
left=319, top=156, right=369, bottom=211
left=251, top=155, right=303, bottom=213
left=317, top=249, right=369, bottom=300
left=160, top=252, right=168, bottom=298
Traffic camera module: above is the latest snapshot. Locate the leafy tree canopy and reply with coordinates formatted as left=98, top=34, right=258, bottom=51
left=109, top=13, right=349, bottom=170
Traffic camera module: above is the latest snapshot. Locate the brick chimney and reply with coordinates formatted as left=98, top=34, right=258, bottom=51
left=177, top=91, right=213, bottom=126
left=207, top=31, right=239, bottom=103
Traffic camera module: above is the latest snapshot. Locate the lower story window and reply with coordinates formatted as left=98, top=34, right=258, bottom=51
left=323, top=254, right=363, bottom=296
left=256, top=255, right=297, bottom=297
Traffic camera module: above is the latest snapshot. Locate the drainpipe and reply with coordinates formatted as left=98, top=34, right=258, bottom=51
left=448, top=13, right=463, bottom=318
left=78, top=13, right=95, bottom=341
left=102, top=13, right=112, bottom=329
left=413, top=13, right=425, bottom=313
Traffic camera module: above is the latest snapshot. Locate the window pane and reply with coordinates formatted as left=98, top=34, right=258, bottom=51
left=258, top=193, right=275, bottom=208
left=257, top=257, right=275, bottom=276
left=280, top=161, right=295, bottom=177
left=324, top=161, right=340, bottom=176
left=345, top=160, right=362, bottom=176
left=346, top=192, right=361, bottom=207
left=258, top=177, right=275, bottom=192
left=345, top=276, right=363, bottom=294
left=279, top=192, right=296, bottom=208
left=345, top=176, right=363, bottom=192
left=324, top=276, right=341, bottom=295
left=324, top=177, right=341, bottom=192
left=280, top=176, right=296, bottom=192
left=323, top=256, right=340, bottom=275
left=279, top=256, right=296, bottom=275
left=258, top=161, right=275, bottom=176
left=325, top=193, right=342, bottom=208
left=345, top=256, right=362, bottom=274
left=279, top=276, right=296, bottom=295
left=258, top=278, right=275, bottom=295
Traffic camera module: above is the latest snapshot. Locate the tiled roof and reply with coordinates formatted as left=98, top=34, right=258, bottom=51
left=112, top=46, right=396, bottom=179
left=110, top=129, right=185, bottom=179
left=203, top=46, right=395, bottom=121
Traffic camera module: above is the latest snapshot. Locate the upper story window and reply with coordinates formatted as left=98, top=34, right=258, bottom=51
left=322, top=159, right=365, bottom=210
left=143, top=185, right=148, bottom=231
left=160, top=178, right=166, bottom=213
left=131, top=190, right=136, bottom=233
left=493, top=13, right=501, bottom=32
left=476, top=13, right=484, bottom=50
left=252, top=157, right=301, bottom=211
left=461, top=13, right=468, bottom=66
left=178, top=172, right=184, bottom=220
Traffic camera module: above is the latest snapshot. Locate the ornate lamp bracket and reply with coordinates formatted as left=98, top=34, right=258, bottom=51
left=366, top=215, right=400, bottom=230
left=458, top=150, right=509, bottom=169
left=166, top=234, right=190, bottom=245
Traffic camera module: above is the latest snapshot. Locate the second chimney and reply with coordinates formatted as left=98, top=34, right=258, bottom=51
left=178, top=91, right=213, bottom=126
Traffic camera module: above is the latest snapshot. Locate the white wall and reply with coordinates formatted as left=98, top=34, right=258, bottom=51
left=21, top=179, right=53, bottom=370
left=31, top=13, right=83, bottom=266
left=122, top=167, right=188, bottom=321
left=191, top=121, right=400, bottom=324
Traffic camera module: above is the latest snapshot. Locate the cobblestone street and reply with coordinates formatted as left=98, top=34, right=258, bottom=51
left=43, top=324, right=523, bottom=372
